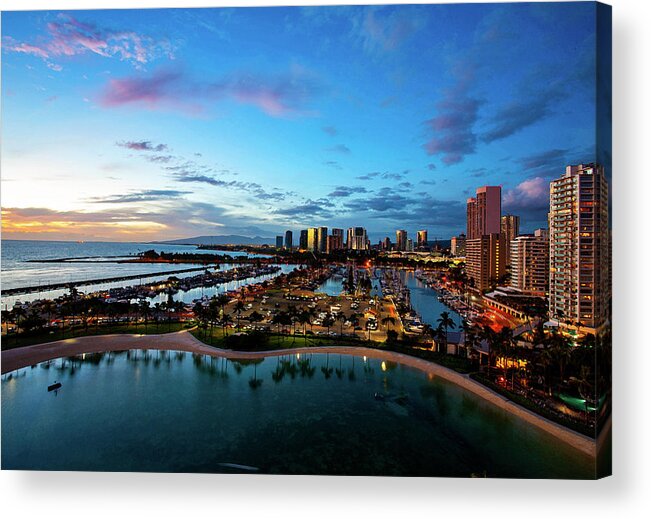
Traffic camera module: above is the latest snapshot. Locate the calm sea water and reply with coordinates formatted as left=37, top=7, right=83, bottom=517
left=0, top=240, right=270, bottom=306
left=1, top=351, right=594, bottom=477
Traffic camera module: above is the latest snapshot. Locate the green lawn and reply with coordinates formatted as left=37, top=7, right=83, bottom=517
left=190, top=326, right=367, bottom=350
left=1, top=321, right=191, bottom=350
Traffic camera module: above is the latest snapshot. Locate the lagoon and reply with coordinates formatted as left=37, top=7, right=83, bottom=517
left=1, top=350, right=594, bottom=477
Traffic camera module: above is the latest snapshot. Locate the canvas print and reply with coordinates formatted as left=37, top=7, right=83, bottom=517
left=0, top=2, right=612, bottom=478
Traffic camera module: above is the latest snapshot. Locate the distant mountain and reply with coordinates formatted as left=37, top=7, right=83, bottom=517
left=154, top=235, right=275, bottom=246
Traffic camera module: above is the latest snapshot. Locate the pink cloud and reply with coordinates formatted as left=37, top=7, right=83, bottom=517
left=99, top=67, right=321, bottom=118
left=3, top=40, right=50, bottom=59
left=503, top=176, right=550, bottom=209
left=3, top=13, right=172, bottom=68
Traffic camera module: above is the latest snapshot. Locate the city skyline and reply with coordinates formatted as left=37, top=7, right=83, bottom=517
left=1, top=3, right=611, bottom=242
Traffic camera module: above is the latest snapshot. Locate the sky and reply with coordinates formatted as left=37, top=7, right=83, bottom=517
left=1, top=2, right=611, bottom=243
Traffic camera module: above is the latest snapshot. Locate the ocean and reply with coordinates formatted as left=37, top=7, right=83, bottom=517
left=0, top=240, right=267, bottom=307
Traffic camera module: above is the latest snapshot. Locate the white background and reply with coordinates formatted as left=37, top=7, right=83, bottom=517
left=0, top=0, right=649, bottom=517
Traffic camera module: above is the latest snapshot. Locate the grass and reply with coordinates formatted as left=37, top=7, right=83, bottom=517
left=1, top=321, right=190, bottom=350
left=190, top=326, right=366, bottom=350
left=190, top=326, right=474, bottom=375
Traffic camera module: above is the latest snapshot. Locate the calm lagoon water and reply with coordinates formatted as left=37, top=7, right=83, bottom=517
left=1, top=351, right=594, bottom=478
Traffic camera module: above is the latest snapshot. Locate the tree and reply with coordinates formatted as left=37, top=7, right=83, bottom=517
left=576, top=365, right=595, bottom=424
left=271, top=312, right=288, bottom=345
left=41, top=300, right=56, bottom=331
left=139, top=300, right=150, bottom=334
left=234, top=300, right=246, bottom=332
left=208, top=296, right=220, bottom=342
left=322, top=314, right=335, bottom=338
left=436, top=311, right=456, bottom=350
left=549, top=329, right=573, bottom=390
left=337, top=312, right=347, bottom=336
left=57, top=303, right=68, bottom=339
left=193, top=302, right=207, bottom=339
left=480, top=325, right=498, bottom=376
left=496, top=326, right=516, bottom=387
left=298, top=309, right=311, bottom=337
left=13, top=306, right=27, bottom=337
left=381, top=315, right=396, bottom=332
left=222, top=313, right=233, bottom=337
left=463, top=323, right=481, bottom=361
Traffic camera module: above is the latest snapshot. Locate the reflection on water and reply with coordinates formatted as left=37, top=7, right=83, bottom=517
left=1, top=351, right=594, bottom=478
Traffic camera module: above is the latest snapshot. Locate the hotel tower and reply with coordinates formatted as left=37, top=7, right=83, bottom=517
left=549, top=164, right=610, bottom=332
left=466, top=186, right=504, bottom=290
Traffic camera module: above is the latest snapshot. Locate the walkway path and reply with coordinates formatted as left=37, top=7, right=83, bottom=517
left=1, top=329, right=596, bottom=458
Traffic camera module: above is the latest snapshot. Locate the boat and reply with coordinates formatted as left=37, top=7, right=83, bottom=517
left=48, top=382, right=62, bottom=392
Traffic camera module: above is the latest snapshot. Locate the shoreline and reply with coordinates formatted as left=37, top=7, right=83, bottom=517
left=1, top=330, right=596, bottom=458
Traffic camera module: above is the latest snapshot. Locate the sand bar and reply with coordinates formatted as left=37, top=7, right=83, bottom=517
left=1, top=330, right=596, bottom=457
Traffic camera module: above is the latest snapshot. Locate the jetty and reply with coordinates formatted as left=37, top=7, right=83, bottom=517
left=3, top=266, right=218, bottom=296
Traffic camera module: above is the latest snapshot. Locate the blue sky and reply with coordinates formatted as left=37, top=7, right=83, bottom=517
left=1, top=3, right=611, bottom=242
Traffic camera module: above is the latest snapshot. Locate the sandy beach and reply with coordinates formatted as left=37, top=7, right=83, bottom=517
left=1, top=330, right=596, bottom=458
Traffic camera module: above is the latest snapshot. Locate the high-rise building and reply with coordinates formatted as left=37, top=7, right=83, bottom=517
left=465, top=233, right=506, bottom=291
left=450, top=233, right=466, bottom=257
left=501, top=215, right=520, bottom=241
left=395, top=230, right=407, bottom=251
left=327, top=228, right=344, bottom=253
left=501, top=214, right=520, bottom=265
left=510, top=229, right=549, bottom=296
left=467, top=186, right=501, bottom=239
left=299, top=229, right=308, bottom=250
left=349, top=227, right=368, bottom=250
left=275, top=236, right=284, bottom=249
left=406, top=239, right=414, bottom=252
left=381, top=237, right=391, bottom=250
left=417, top=230, right=428, bottom=248
left=549, top=164, right=610, bottom=332
left=307, top=227, right=318, bottom=252
left=317, top=226, right=328, bottom=253
left=284, top=230, right=293, bottom=250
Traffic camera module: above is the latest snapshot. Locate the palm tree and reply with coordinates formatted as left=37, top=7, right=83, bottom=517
left=234, top=300, right=245, bottom=332
left=298, top=309, right=311, bottom=338
left=549, top=329, right=573, bottom=390
left=462, top=323, right=481, bottom=360
left=207, top=296, right=220, bottom=340
left=436, top=311, right=456, bottom=350
left=337, top=312, right=347, bottom=336
left=13, top=306, right=27, bottom=337
left=381, top=315, right=396, bottom=332
left=496, top=326, right=515, bottom=386
left=41, top=300, right=55, bottom=331
left=192, top=302, right=207, bottom=339
left=480, top=325, right=498, bottom=376
left=56, top=303, right=68, bottom=339
left=271, top=312, right=290, bottom=345
left=433, top=324, right=448, bottom=353
left=153, top=302, right=162, bottom=325
left=139, top=300, right=150, bottom=334
left=222, top=313, right=233, bottom=337
left=576, top=365, right=595, bottom=424
left=322, top=314, right=335, bottom=338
